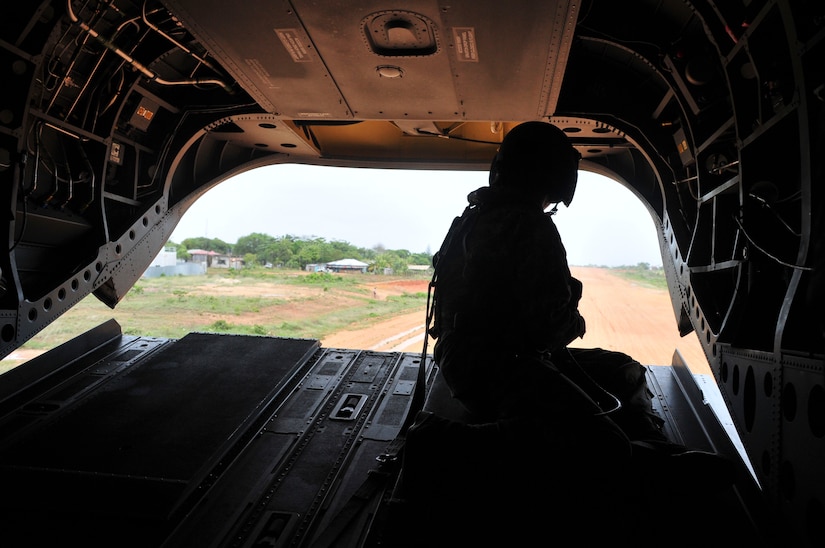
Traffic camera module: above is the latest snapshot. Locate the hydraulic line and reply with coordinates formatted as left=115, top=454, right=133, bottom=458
left=141, top=2, right=222, bottom=75
left=66, top=0, right=232, bottom=92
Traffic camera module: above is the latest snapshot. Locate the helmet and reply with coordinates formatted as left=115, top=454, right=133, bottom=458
left=489, top=121, right=581, bottom=207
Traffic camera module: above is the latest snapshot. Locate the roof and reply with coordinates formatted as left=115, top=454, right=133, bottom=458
left=327, top=259, right=369, bottom=267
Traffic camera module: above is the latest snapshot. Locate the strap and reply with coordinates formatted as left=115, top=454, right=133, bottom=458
left=399, top=276, right=435, bottom=434
left=555, top=348, right=622, bottom=416
left=308, top=437, right=406, bottom=548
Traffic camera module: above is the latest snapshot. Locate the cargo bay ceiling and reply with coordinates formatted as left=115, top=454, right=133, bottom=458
left=166, top=0, right=575, bottom=121
left=152, top=0, right=591, bottom=171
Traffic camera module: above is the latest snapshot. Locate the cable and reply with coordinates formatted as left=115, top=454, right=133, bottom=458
left=414, top=128, right=501, bottom=145
left=558, top=348, right=623, bottom=416
left=748, top=193, right=802, bottom=237
left=733, top=215, right=813, bottom=271
left=66, top=0, right=232, bottom=92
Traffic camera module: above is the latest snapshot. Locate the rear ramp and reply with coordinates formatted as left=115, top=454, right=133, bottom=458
left=0, top=322, right=771, bottom=546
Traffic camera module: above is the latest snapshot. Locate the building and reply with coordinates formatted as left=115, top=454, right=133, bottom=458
left=326, top=259, right=370, bottom=273
left=144, top=245, right=206, bottom=278
left=149, top=245, right=178, bottom=268
left=188, top=249, right=237, bottom=268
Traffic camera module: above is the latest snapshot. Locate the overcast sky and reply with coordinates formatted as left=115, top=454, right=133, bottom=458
left=170, top=164, right=664, bottom=267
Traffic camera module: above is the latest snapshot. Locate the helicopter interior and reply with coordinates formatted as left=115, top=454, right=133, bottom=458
left=0, top=0, right=823, bottom=546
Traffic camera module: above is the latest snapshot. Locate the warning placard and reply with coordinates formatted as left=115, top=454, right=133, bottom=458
left=452, top=27, right=479, bottom=62
left=276, top=28, right=313, bottom=62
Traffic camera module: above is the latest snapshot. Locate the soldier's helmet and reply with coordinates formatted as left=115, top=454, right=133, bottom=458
left=489, top=121, right=581, bottom=207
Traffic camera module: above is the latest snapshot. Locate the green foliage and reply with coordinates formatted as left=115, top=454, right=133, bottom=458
left=174, top=243, right=189, bottom=260
left=235, top=233, right=276, bottom=257
left=301, top=272, right=347, bottom=285
left=177, top=230, right=436, bottom=273
left=179, top=237, right=232, bottom=254
left=16, top=270, right=427, bottom=353
left=612, top=263, right=667, bottom=290
left=393, top=291, right=427, bottom=300
left=277, top=322, right=301, bottom=332
left=210, top=319, right=232, bottom=331
left=203, top=322, right=271, bottom=336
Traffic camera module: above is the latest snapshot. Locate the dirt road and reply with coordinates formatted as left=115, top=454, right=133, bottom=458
left=322, top=267, right=711, bottom=375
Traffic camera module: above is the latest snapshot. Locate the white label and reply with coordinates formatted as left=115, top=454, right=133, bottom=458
left=452, top=27, right=479, bottom=62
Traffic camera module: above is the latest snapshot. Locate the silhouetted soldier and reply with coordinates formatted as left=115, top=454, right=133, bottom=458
left=396, top=122, right=732, bottom=546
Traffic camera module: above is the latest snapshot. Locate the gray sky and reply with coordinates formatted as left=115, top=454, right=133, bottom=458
left=170, top=164, right=663, bottom=267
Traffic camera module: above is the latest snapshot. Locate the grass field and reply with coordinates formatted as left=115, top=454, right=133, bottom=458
left=611, top=266, right=669, bottom=290
left=0, top=269, right=429, bottom=372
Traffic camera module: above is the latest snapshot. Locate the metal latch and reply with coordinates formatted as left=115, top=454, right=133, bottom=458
left=330, top=393, right=367, bottom=421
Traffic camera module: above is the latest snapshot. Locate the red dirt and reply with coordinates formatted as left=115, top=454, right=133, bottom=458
left=323, top=267, right=711, bottom=375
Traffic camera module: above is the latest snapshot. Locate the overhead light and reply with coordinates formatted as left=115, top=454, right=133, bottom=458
left=376, top=65, right=404, bottom=78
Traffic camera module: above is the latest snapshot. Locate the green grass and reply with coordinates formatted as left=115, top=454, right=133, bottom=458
left=16, top=268, right=428, bottom=352
left=611, top=265, right=669, bottom=290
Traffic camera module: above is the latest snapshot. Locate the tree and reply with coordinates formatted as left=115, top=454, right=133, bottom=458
left=235, top=233, right=275, bottom=258
left=179, top=230, right=435, bottom=271
left=180, top=237, right=231, bottom=254
left=263, top=237, right=295, bottom=267
left=330, top=239, right=360, bottom=259
left=409, top=251, right=432, bottom=265
left=296, top=240, right=327, bottom=267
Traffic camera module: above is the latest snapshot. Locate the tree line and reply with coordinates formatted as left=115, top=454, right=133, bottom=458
left=169, top=233, right=434, bottom=274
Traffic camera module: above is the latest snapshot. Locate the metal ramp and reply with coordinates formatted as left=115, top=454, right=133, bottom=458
left=0, top=322, right=774, bottom=547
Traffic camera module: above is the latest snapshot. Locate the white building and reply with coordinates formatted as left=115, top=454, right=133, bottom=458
left=149, top=245, right=178, bottom=267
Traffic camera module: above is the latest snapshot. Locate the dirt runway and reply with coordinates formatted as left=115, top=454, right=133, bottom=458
left=322, top=267, right=711, bottom=376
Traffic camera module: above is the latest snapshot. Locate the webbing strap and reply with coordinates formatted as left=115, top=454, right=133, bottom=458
left=399, top=276, right=436, bottom=434
left=308, top=437, right=406, bottom=548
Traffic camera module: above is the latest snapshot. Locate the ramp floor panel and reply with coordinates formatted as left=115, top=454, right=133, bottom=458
left=0, top=334, right=319, bottom=519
